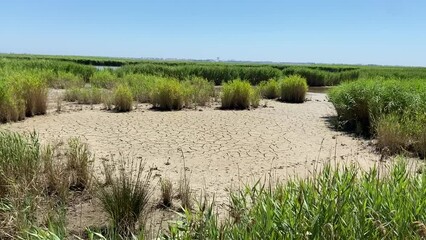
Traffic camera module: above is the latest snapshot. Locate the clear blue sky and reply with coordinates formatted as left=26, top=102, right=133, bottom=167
left=1, top=0, right=425, bottom=66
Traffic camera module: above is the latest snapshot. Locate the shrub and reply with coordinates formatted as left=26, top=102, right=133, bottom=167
left=329, top=79, right=426, bottom=134
left=221, top=80, right=258, bottom=109
left=98, top=161, right=152, bottom=237
left=259, top=79, right=279, bottom=99
left=113, top=85, right=133, bottom=112
left=8, top=72, right=48, bottom=117
left=150, top=78, right=188, bottom=110
left=279, top=75, right=308, bottom=103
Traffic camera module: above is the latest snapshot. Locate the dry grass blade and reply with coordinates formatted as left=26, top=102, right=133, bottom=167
left=160, top=178, right=173, bottom=208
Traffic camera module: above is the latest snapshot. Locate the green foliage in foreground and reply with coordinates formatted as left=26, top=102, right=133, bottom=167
left=165, top=160, right=426, bottom=239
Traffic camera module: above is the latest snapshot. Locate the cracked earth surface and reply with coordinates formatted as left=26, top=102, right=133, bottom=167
left=1, top=91, right=380, bottom=206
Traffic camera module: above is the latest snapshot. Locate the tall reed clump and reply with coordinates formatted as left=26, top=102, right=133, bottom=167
left=0, top=131, right=40, bottom=197
left=279, top=75, right=308, bottom=103
left=329, top=79, right=426, bottom=157
left=150, top=78, right=189, bottom=110
left=165, top=160, right=426, bottom=239
left=124, top=74, right=157, bottom=103
left=11, top=72, right=48, bottom=117
left=221, top=80, right=259, bottom=109
left=113, top=84, right=133, bottom=112
left=258, top=79, right=279, bottom=99
left=98, top=160, right=152, bottom=238
left=0, top=71, right=48, bottom=122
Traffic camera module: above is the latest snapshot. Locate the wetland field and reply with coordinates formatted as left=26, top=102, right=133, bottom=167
left=1, top=54, right=426, bottom=239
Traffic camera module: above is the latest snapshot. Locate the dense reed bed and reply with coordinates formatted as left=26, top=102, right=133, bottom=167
left=329, top=79, right=426, bottom=157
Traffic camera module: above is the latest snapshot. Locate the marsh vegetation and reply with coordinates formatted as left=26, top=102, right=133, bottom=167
left=1, top=54, right=426, bottom=238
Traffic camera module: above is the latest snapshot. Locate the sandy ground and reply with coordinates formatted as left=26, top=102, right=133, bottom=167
left=0, top=90, right=382, bottom=234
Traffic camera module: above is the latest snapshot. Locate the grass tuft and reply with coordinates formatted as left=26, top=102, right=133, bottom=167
left=221, top=80, right=259, bottom=109
left=66, top=138, right=92, bottom=191
left=98, top=160, right=152, bottom=237
left=279, top=75, right=308, bottom=103
left=150, top=78, right=187, bottom=110
left=160, top=178, right=173, bottom=208
left=113, top=84, right=133, bottom=112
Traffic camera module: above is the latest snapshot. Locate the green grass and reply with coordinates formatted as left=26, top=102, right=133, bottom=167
left=279, top=75, right=308, bottom=103
left=165, top=160, right=426, bottom=239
